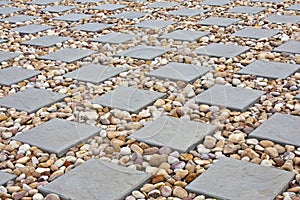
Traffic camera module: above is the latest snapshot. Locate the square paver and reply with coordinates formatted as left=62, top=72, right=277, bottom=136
left=193, top=84, right=265, bottom=111
left=147, top=1, right=180, bottom=9
left=0, top=7, right=24, bottom=15
left=232, top=27, right=280, bottom=39
left=27, top=0, right=60, bottom=5
left=41, top=6, right=76, bottom=13
left=194, top=43, right=250, bottom=58
left=0, top=39, right=7, bottom=43
left=39, top=158, right=151, bottom=200
left=39, top=48, right=97, bottom=63
left=73, top=23, right=114, bottom=32
left=227, top=6, right=266, bottom=14
left=11, top=24, right=54, bottom=34
left=0, top=171, right=16, bottom=186
left=266, top=15, right=300, bottom=24
left=53, top=14, right=92, bottom=22
left=274, top=41, right=300, bottom=54
left=93, top=86, right=165, bottom=113
left=63, top=64, right=127, bottom=84
left=109, top=11, right=146, bottom=19
left=90, top=32, right=136, bottom=44
left=0, top=88, right=67, bottom=113
left=0, top=15, right=36, bottom=23
left=237, top=60, right=300, bottom=79
left=186, top=157, right=295, bottom=200
left=168, top=8, right=208, bottom=16
left=0, top=67, right=41, bottom=86
left=91, top=3, right=126, bottom=11
left=136, top=19, right=175, bottom=29
left=116, top=45, right=169, bottom=60
left=0, top=0, right=12, bottom=6
left=128, top=116, right=218, bottom=152
left=13, top=118, right=101, bottom=156
left=197, top=17, right=240, bottom=27
left=159, top=30, right=210, bottom=42
left=22, top=35, right=72, bottom=47
left=0, top=50, right=22, bottom=62
left=251, top=0, right=282, bottom=2
left=146, top=62, right=212, bottom=82
left=287, top=4, right=300, bottom=11
left=200, top=0, right=232, bottom=6
left=250, top=113, right=300, bottom=147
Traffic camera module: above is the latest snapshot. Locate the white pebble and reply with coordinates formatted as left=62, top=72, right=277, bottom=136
left=120, top=147, right=131, bottom=155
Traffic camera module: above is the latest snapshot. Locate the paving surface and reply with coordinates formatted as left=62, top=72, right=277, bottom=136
left=193, top=84, right=265, bottom=111
left=186, top=157, right=295, bottom=200
left=13, top=118, right=101, bottom=157
left=250, top=113, right=300, bottom=147
left=128, top=116, right=218, bottom=152
left=0, top=0, right=299, bottom=199
left=40, top=158, right=151, bottom=200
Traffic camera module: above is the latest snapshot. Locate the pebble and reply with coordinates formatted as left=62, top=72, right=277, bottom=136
left=203, top=136, right=217, bottom=149
left=120, top=147, right=131, bottom=155
left=44, top=194, right=61, bottom=200
left=161, top=186, right=172, bottom=197
left=132, top=190, right=145, bottom=199
left=173, top=186, right=188, bottom=198
left=32, top=193, right=44, bottom=200
left=149, top=154, right=167, bottom=167
left=264, top=147, right=279, bottom=158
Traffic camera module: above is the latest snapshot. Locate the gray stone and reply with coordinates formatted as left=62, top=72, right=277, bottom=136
left=76, top=0, right=103, bottom=2
left=11, top=24, right=54, bottom=34
left=0, top=7, right=24, bottom=15
left=63, top=64, right=127, bottom=84
left=227, top=6, right=266, bottom=14
left=250, top=113, right=300, bottom=147
left=266, top=15, right=300, bottom=24
left=90, top=32, right=136, bottom=44
left=13, top=119, right=100, bottom=157
left=93, top=86, right=165, bottom=113
left=233, top=27, right=280, bottom=39
left=92, top=3, right=126, bottom=11
left=0, top=171, right=16, bottom=186
left=39, top=48, right=96, bottom=63
left=0, top=67, right=41, bottom=86
left=200, top=0, right=232, bottom=6
left=128, top=116, right=218, bottom=152
left=295, top=93, right=300, bottom=100
left=168, top=8, right=208, bottom=16
left=0, top=50, right=22, bottom=62
left=147, top=1, right=180, bottom=8
left=197, top=17, right=240, bottom=27
left=287, top=4, right=300, bottom=11
left=0, top=88, right=67, bottom=113
left=53, top=14, right=92, bottom=22
left=146, top=62, right=212, bottom=82
left=41, top=6, right=76, bottom=13
left=136, top=19, right=175, bottom=29
left=186, top=157, right=295, bottom=200
left=0, top=39, right=7, bottom=43
left=40, top=159, right=151, bottom=200
left=237, top=60, right=300, bottom=79
left=194, top=43, right=250, bottom=58
left=73, top=23, right=114, bottom=32
left=109, top=11, right=146, bottom=19
left=0, top=0, right=11, bottom=6
left=251, top=0, right=282, bottom=2
left=22, top=35, right=72, bottom=47
left=27, top=0, right=60, bottom=5
left=159, top=30, right=210, bottom=42
left=116, top=45, right=169, bottom=60
left=0, top=15, right=36, bottom=23
left=193, top=84, right=265, bottom=111
left=274, top=41, right=300, bottom=54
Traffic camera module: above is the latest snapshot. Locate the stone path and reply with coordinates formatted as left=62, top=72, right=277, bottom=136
left=0, top=0, right=299, bottom=199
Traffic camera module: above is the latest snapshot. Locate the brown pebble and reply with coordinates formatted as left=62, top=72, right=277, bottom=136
left=259, top=140, right=274, bottom=148
left=179, top=153, right=193, bottom=161
left=273, top=158, right=285, bottom=167
left=45, top=193, right=61, bottom=200
left=152, top=174, right=164, bottom=184
left=186, top=173, right=197, bottom=183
